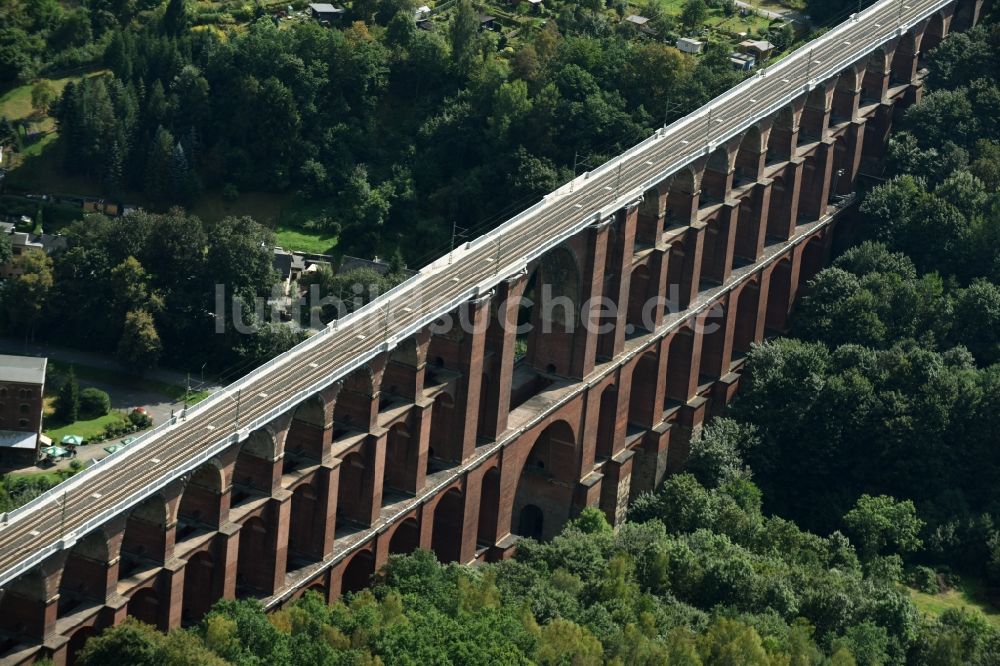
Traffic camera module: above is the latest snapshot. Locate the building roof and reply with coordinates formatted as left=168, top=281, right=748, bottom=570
left=309, top=3, right=344, bottom=13
left=0, top=430, right=38, bottom=449
left=0, top=355, right=47, bottom=385
left=740, top=39, right=775, bottom=51
left=36, top=234, right=66, bottom=254
left=273, top=247, right=306, bottom=280
left=676, top=37, right=703, bottom=46
left=624, top=14, right=650, bottom=24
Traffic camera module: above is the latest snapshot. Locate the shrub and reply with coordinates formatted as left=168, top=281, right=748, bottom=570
left=103, top=418, right=131, bottom=438
left=907, top=565, right=940, bottom=594
left=129, top=410, right=153, bottom=429
left=79, top=388, right=111, bottom=418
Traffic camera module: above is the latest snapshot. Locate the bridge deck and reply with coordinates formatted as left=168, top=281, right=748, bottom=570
left=0, top=0, right=949, bottom=587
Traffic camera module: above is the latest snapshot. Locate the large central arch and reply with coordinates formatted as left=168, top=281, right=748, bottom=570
left=512, top=420, right=578, bottom=541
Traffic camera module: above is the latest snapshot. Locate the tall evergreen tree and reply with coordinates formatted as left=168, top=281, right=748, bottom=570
left=449, top=0, right=480, bottom=75
left=56, top=366, right=80, bottom=424
left=145, top=125, right=175, bottom=203
left=161, top=0, right=189, bottom=36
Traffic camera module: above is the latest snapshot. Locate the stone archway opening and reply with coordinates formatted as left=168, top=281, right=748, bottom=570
left=768, top=106, right=797, bottom=164
left=800, top=235, right=827, bottom=284
left=764, top=257, right=794, bottom=334
left=510, top=248, right=579, bottom=408
left=334, top=365, right=377, bottom=429
left=178, top=462, right=225, bottom=535
left=702, top=146, right=732, bottom=202
left=337, top=451, right=367, bottom=526
left=800, top=86, right=829, bottom=142
left=701, top=209, right=732, bottom=286
left=732, top=282, right=762, bottom=363
left=595, top=384, right=619, bottom=461
left=513, top=420, right=577, bottom=541
left=628, top=350, right=660, bottom=429
left=285, top=395, right=326, bottom=469
left=385, top=421, right=417, bottom=496
left=832, top=67, right=859, bottom=121
left=431, top=488, right=465, bottom=563
left=861, top=47, right=888, bottom=102
left=477, top=468, right=501, bottom=547
left=765, top=174, right=790, bottom=240
left=428, top=392, right=458, bottom=470
left=734, top=126, right=764, bottom=185
left=954, top=0, right=978, bottom=30
left=637, top=185, right=664, bottom=244
left=305, top=582, right=327, bottom=601
left=665, top=168, right=697, bottom=225
left=235, top=516, right=271, bottom=596
left=517, top=504, right=544, bottom=540
left=831, top=131, right=853, bottom=197
left=126, top=587, right=160, bottom=627
left=626, top=263, right=652, bottom=335
left=389, top=517, right=420, bottom=556
left=922, top=11, right=946, bottom=53
left=181, top=550, right=219, bottom=625
left=232, top=429, right=276, bottom=507
left=287, top=481, right=324, bottom=570
left=341, top=550, right=375, bottom=595
left=0, top=569, right=48, bottom=644
left=665, top=326, right=696, bottom=406
left=699, top=301, right=729, bottom=382
left=58, top=531, right=108, bottom=618
left=119, top=494, right=168, bottom=582
left=890, top=31, right=918, bottom=85
left=66, top=625, right=97, bottom=666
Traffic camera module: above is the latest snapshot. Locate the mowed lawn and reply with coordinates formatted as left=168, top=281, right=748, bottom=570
left=909, top=578, right=1000, bottom=630
left=0, top=72, right=107, bottom=132
left=44, top=412, right=129, bottom=442
left=274, top=224, right=339, bottom=254
left=639, top=0, right=781, bottom=32
left=192, top=191, right=340, bottom=255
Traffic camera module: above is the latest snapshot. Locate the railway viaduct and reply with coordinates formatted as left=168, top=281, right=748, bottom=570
left=0, top=0, right=987, bottom=662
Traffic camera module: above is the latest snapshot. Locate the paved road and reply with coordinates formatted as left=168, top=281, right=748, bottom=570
left=0, top=0, right=952, bottom=589
left=0, top=338, right=222, bottom=394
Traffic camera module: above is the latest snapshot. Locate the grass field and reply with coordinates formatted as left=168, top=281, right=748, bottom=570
left=909, top=578, right=1000, bottom=630
left=0, top=71, right=113, bottom=195
left=274, top=224, right=339, bottom=254
left=44, top=412, right=129, bottom=441
left=6, top=470, right=69, bottom=484
left=191, top=190, right=339, bottom=254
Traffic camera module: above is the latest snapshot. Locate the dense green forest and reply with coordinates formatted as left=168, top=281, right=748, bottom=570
left=0, top=208, right=307, bottom=373
left=67, top=17, right=1000, bottom=666
left=48, top=0, right=752, bottom=261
